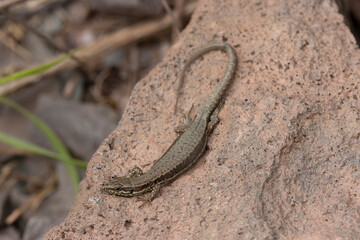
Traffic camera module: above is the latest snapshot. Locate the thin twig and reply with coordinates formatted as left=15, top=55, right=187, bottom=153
left=5, top=167, right=57, bottom=225
left=4, top=11, right=84, bottom=66
left=3, top=10, right=96, bottom=88
left=0, top=0, right=70, bottom=27
left=0, top=1, right=197, bottom=95
left=0, top=160, right=17, bottom=186
left=161, top=0, right=181, bottom=38
left=174, top=0, right=185, bottom=30
left=0, top=29, right=31, bottom=59
left=0, top=0, right=25, bottom=11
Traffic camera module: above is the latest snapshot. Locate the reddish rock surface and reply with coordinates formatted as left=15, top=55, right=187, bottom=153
left=44, top=0, right=360, bottom=239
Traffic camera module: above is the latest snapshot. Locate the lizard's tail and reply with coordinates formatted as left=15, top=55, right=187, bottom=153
left=174, top=43, right=237, bottom=115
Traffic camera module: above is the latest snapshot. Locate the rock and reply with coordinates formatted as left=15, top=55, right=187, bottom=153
left=22, top=163, right=75, bottom=240
left=33, top=95, right=119, bottom=161
left=0, top=226, right=20, bottom=240
left=0, top=181, right=12, bottom=226
left=43, top=0, right=360, bottom=239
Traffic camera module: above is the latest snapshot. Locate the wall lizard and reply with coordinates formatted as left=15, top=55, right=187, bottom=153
left=102, top=43, right=237, bottom=201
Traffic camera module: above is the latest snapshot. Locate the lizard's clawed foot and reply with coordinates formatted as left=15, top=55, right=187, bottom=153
left=174, top=122, right=191, bottom=133
left=136, top=184, right=161, bottom=203
left=207, top=98, right=225, bottom=134
left=174, top=104, right=194, bottom=133
left=126, top=167, right=143, bottom=178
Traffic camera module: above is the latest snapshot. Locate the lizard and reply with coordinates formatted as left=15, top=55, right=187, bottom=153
left=102, top=43, right=237, bottom=201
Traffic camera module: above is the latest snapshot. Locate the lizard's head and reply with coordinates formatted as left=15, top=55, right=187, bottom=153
left=102, top=177, right=135, bottom=197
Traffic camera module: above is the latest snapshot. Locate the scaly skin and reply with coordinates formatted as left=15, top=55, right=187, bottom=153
left=102, top=43, right=237, bottom=201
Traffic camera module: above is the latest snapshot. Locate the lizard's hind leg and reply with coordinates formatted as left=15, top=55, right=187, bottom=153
left=174, top=104, right=194, bottom=133
left=207, top=99, right=225, bottom=134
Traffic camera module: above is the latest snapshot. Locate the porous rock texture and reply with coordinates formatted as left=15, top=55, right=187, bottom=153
left=44, top=0, right=360, bottom=239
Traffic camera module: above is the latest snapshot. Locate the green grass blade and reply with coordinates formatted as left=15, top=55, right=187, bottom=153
left=0, top=133, right=87, bottom=169
left=0, top=96, right=81, bottom=193
left=0, top=53, right=73, bottom=85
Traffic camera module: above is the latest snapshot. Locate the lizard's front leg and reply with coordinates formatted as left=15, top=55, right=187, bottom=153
left=126, top=167, right=143, bottom=178
left=137, top=184, right=161, bottom=202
